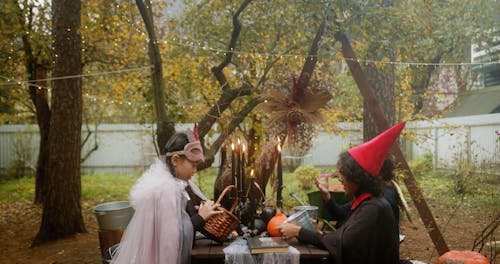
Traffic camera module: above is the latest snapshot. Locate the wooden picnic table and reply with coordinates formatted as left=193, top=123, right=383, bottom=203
left=191, top=237, right=330, bottom=264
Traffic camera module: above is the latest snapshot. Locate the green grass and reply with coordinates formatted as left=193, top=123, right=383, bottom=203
left=397, top=166, right=500, bottom=215
left=0, top=173, right=140, bottom=203
left=193, top=168, right=218, bottom=199
left=81, top=174, right=141, bottom=204
left=0, top=176, right=35, bottom=201
left=0, top=169, right=226, bottom=204
left=0, top=166, right=337, bottom=210
left=1, top=164, right=497, bottom=214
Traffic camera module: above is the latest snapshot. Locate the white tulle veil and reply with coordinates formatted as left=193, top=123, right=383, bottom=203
left=111, top=158, right=187, bottom=264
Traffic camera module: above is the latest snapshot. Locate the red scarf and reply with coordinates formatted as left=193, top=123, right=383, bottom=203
left=350, top=192, right=373, bottom=211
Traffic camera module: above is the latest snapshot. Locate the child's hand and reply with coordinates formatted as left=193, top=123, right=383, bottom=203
left=277, top=223, right=301, bottom=240
left=198, top=200, right=222, bottom=220
left=315, top=175, right=330, bottom=201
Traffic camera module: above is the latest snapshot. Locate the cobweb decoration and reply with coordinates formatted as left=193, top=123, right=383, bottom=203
left=258, top=73, right=332, bottom=143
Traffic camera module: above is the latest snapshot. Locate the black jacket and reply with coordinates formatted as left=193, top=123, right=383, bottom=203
left=298, top=195, right=399, bottom=264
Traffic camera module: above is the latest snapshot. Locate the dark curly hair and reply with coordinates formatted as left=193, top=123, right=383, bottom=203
left=338, top=152, right=384, bottom=196
left=164, top=132, right=189, bottom=175
left=379, top=157, right=395, bottom=182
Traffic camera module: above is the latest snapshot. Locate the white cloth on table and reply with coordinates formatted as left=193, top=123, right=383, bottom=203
left=223, top=237, right=300, bottom=264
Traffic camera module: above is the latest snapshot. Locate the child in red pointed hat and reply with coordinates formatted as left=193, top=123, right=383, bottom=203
left=278, top=122, right=405, bottom=264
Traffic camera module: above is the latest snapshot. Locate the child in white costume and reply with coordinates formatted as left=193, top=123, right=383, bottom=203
left=112, top=129, right=221, bottom=264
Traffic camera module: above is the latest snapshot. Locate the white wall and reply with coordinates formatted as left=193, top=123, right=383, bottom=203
left=407, top=114, right=500, bottom=173
left=1, top=114, right=499, bottom=174
left=79, top=124, right=156, bottom=174
left=300, top=123, right=362, bottom=166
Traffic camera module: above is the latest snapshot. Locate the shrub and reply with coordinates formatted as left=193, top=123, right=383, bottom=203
left=294, top=165, right=320, bottom=190
left=0, top=159, right=34, bottom=181
left=409, top=152, right=433, bottom=178
left=1, top=129, right=35, bottom=181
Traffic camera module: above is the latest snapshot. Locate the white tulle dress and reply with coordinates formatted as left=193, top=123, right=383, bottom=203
left=111, top=158, right=193, bottom=264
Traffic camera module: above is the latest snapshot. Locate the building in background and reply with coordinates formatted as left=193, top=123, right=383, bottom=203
left=446, top=27, right=500, bottom=117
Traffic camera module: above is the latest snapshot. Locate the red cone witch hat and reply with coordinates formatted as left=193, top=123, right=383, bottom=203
left=348, top=122, right=406, bottom=175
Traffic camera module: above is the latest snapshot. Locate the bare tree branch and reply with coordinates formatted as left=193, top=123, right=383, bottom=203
left=298, top=18, right=326, bottom=88
left=80, top=123, right=98, bottom=163
left=199, top=96, right=262, bottom=170
left=197, top=0, right=253, bottom=151
left=135, top=0, right=174, bottom=154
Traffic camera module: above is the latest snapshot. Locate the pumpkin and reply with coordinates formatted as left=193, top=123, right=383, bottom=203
left=267, top=210, right=287, bottom=237
left=437, top=250, right=489, bottom=264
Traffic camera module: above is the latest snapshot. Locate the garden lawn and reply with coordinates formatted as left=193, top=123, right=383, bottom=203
left=0, top=164, right=498, bottom=263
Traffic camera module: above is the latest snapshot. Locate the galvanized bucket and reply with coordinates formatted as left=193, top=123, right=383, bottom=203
left=293, top=205, right=319, bottom=220
left=94, top=201, right=134, bottom=231
left=285, top=209, right=316, bottom=232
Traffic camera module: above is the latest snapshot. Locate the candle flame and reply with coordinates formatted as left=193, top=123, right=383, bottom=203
left=277, top=144, right=281, bottom=152
left=237, top=138, right=241, bottom=145
left=251, top=169, right=254, bottom=177
left=243, top=144, right=246, bottom=152
left=231, top=143, right=234, bottom=150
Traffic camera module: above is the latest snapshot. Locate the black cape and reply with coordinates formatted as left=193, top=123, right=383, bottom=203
left=298, top=195, right=399, bottom=264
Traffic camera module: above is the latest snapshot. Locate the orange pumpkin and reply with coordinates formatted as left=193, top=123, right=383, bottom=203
left=437, top=250, right=489, bottom=264
left=267, top=210, right=287, bottom=237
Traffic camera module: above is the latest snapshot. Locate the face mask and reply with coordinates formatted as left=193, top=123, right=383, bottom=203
left=166, top=140, right=205, bottom=163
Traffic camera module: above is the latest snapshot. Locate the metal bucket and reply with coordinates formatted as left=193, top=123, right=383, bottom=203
left=293, top=205, right=319, bottom=220
left=285, top=210, right=315, bottom=232
left=94, top=201, right=134, bottom=231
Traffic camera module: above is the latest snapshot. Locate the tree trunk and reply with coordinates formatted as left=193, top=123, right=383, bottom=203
left=33, top=0, right=86, bottom=245
left=30, top=68, right=51, bottom=204
left=334, top=30, right=449, bottom=255
left=196, top=0, right=254, bottom=169
left=363, top=60, right=395, bottom=140
left=14, top=0, right=52, bottom=204
left=361, top=1, right=396, bottom=140
left=135, top=0, right=175, bottom=154
left=411, top=53, right=444, bottom=114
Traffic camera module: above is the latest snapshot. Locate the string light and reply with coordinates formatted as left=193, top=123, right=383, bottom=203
left=0, top=65, right=153, bottom=86
left=3, top=7, right=498, bottom=90
left=0, top=76, right=149, bottom=106
left=159, top=37, right=499, bottom=67
left=342, top=57, right=498, bottom=67
left=85, top=94, right=151, bottom=106
left=0, top=65, right=229, bottom=106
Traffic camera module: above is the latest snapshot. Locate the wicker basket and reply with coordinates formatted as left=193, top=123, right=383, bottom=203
left=203, top=185, right=240, bottom=242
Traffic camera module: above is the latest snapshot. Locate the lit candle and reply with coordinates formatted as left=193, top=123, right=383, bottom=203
left=242, top=144, right=247, bottom=198
left=277, top=143, right=283, bottom=209
left=237, top=138, right=242, bottom=195
left=231, top=143, right=235, bottom=186
left=246, top=169, right=255, bottom=198
left=248, top=168, right=256, bottom=230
